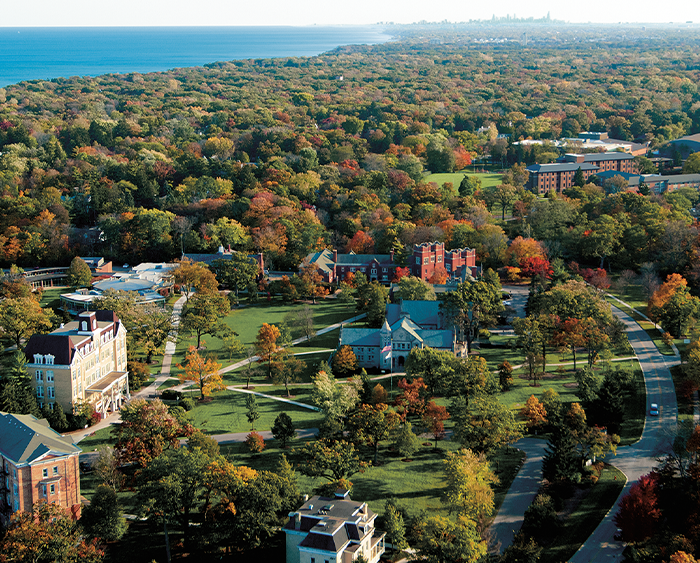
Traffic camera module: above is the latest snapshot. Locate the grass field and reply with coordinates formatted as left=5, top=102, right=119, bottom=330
left=424, top=171, right=504, bottom=191
left=170, top=298, right=356, bottom=375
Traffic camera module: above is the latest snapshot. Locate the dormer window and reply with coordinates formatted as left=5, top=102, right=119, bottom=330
left=45, top=355, right=54, bottom=365
left=33, top=354, right=43, bottom=364
left=81, top=321, right=88, bottom=331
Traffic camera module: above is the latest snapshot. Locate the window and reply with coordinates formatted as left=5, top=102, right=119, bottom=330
left=53, top=466, right=59, bottom=476
left=382, top=268, right=387, bottom=272
left=42, top=468, right=48, bottom=478
left=48, top=387, right=55, bottom=399
left=430, top=256, right=435, bottom=263
left=46, top=371, right=54, bottom=382
left=45, top=355, right=54, bottom=365
left=423, top=257, right=429, bottom=264
left=35, top=370, right=43, bottom=382
left=36, top=387, right=44, bottom=398
left=33, top=354, right=43, bottom=364
left=81, top=321, right=88, bottom=331
left=50, top=484, right=55, bottom=495
left=437, top=255, right=442, bottom=262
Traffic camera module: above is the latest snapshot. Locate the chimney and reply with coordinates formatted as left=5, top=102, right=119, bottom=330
left=390, top=249, right=394, bottom=262
left=333, top=249, right=338, bottom=262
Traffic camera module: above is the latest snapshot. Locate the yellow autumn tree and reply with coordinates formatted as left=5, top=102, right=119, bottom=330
left=178, top=345, right=224, bottom=399
left=521, top=395, right=548, bottom=430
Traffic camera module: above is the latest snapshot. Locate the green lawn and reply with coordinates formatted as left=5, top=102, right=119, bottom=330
left=424, top=171, right=503, bottom=190
left=171, top=299, right=355, bottom=375
left=542, top=465, right=626, bottom=563
left=39, top=286, right=68, bottom=311
left=222, top=351, right=332, bottom=386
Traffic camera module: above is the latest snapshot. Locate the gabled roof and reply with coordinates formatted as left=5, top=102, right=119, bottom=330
left=306, top=249, right=335, bottom=274
left=340, top=328, right=381, bottom=348
left=0, top=412, right=81, bottom=465
left=335, top=254, right=392, bottom=266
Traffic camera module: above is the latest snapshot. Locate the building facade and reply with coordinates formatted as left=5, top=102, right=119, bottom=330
left=24, top=310, right=129, bottom=419
left=0, top=412, right=81, bottom=524
left=284, top=490, right=386, bottom=563
left=339, top=300, right=458, bottom=371
left=305, top=243, right=476, bottom=285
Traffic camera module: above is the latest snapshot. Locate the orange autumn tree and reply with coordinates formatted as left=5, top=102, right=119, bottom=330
left=648, top=273, right=687, bottom=323
left=255, top=322, right=281, bottom=377
left=521, top=395, right=547, bottom=431
left=505, top=236, right=547, bottom=268
left=178, top=345, right=224, bottom=399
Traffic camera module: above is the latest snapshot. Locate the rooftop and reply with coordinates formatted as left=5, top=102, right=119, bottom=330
left=0, top=412, right=81, bottom=465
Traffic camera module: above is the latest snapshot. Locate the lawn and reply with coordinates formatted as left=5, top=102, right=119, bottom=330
left=39, top=286, right=68, bottom=309
left=170, top=298, right=356, bottom=374
left=222, top=350, right=332, bottom=386
left=542, top=464, right=626, bottom=563
left=424, top=171, right=503, bottom=190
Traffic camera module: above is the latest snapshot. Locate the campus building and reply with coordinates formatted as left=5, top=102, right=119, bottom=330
left=304, top=243, right=476, bottom=284
left=24, top=310, right=129, bottom=419
left=0, top=412, right=81, bottom=524
left=284, top=490, right=386, bottom=563
left=338, top=300, right=459, bottom=371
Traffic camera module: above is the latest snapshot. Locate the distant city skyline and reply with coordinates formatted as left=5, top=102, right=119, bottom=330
left=3, top=0, right=699, bottom=27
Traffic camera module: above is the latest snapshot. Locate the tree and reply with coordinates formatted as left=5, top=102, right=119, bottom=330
left=362, top=282, right=390, bottom=328
left=459, top=175, right=481, bottom=197
left=271, top=412, right=296, bottom=448
left=92, top=445, right=125, bottom=491
left=452, top=394, right=523, bottom=455
left=573, top=166, right=585, bottom=187
left=682, top=152, right=700, bottom=174
left=552, top=317, right=586, bottom=371
left=501, top=532, right=542, bottom=563
left=395, top=377, right=429, bottom=419
left=391, top=421, right=421, bottom=458
left=348, top=403, right=400, bottom=464
left=179, top=291, right=230, bottom=349
left=66, top=256, right=93, bottom=287
left=411, top=515, right=487, bottom=563
left=311, top=369, right=362, bottom=422
left=443, top=449, right=498, bottom=525
left=245, top=431, right=266, bottom=453
left=0, top=350, right=41, bottom=417
left=254, top=323, right=280, bottom=378
left=384, top=500, right=408, bottom=552
left=513, top=316, right=546, bottom=386
left=614, top=472, right=662, bottom=543
left=395, top=276, right=436, bottom=301
left=655, top=284, right=700, bottom=338
left=542, top=423, right=580, bottom=483
left=177, top=346, right=224, bottom=399
left=333, top=345, right=358, bottom=376
left=81, top=484, right=128, bottom=542
left=210, top=254, right=260, bottom=298
left=495, top=184, right=517, bottom=220
left=405, top=347, right=456, bottom=397
left=283, top=305, right=316, bottom=342
left=0, top=297, right=55, bottom=348
left=270, top=350, right=304, bottom=397
left=171, top=258, right=219, bottom=302
left=521, top=395, right=547, bottom=431
left=245, top=393, right=260, bottom=430
left=498, top=360, right=514, bottom=392
left=294, top=439, right=365, bottom=481
left=114, top=398, right=194, bottom=467
left=422, top=401, right=450, bottom=448
left=0, top=502, right=104, bottom=563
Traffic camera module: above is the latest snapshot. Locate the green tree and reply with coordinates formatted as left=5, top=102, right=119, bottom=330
left=682, top=152, right=700, bottom=174
left=452, top=394, right=523, bottom=455
left=405, top=347, right=456, bottom=397
left=245, top=393, right=260, bottom=430
left=180, top=291, right=230, bottom=349
left=411, top=515, right=487, bottom=563
left=573, top=166, right=585, bottom=187
left=501, top=532, right=543, bottom=563
left=391, top=421, right=421, bottom=458
left=348, top=403, right=400, bottom=464
left=0, top=297, right=56, bottom=348
left=271, top=412, right=297, bottom=448
left=395, top=276, right=436, bottom=301
left=211, top=254, right=260, bottom=299
left=443, top=449, right=498, bottom=524
left=294, top=439, right=365, bottom=481
left=66, top=256, right=93, bottom=287
left=459, top=175, right=481, bottom=197
left=270, top=350, right=304, bottom=397
left=81, top=484, right=128, bottom=542
left=656, top=284, right=700, bottom=338
left=93, top=445, right=125, bottom=491
left=384, top=500, right=409, bottom=552
left=495, top=183, right=518, bottom=220
left=0, top=351, right=41, bottom=417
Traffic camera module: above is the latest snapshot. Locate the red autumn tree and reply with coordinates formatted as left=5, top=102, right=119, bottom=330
left=392, top=266, right=411, bottom=282
left=395, top=377, right=429, bottom=419
left=346, top=230, right=375, bottom=254
left=429, top=265, right=448, bottom=284
left=613, top=472, right=662, bottom=543
left=422, top=401, right=450, bottom=448
left=520, top=256, right=552, bottom=280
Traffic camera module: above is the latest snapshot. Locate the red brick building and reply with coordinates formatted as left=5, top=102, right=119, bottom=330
left=304, top=243, right=476, bottom=284
left=0, top=412, right=81, bottom=524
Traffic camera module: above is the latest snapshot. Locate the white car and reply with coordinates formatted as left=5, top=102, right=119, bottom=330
left=650, top=403, right=659, bottom=416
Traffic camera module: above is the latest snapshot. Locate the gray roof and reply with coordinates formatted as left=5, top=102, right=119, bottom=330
left=386, top=300, right=442, bottom=327
left=340, top=328, right=381, bottom=348
left=527, top=163, right=599, bottom=173
left=581, top=152, right=635, bottom=162
left=307, top=249, right=335, bottom=274
left=643, top=173, right=700, bottom=185
left=0, top=412, right=81, bottom=465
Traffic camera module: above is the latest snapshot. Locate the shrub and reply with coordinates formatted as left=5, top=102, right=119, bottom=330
left=245, top=431, right=265, bottom=453
left=180, top=397, right=196, bottom=411
left=161, top=389, right=182, bottom=401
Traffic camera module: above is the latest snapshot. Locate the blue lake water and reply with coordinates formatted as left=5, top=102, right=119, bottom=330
left=0, top=26, right=391, bottom=87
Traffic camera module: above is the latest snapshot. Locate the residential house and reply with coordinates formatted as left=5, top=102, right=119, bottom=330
left=338, top=300, right=458, bottom=371
left=24, top=310, right=129, bottom=419
left=284, top=490, right=386, bottom=563
left=0, top=412, right=81, bottom=524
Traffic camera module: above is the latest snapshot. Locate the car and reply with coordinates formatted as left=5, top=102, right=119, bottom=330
left=650, top=403, right=659, bottom=416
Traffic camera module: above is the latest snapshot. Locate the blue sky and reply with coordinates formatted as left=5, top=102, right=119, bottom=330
left=3, top=0, right=699, bottom=26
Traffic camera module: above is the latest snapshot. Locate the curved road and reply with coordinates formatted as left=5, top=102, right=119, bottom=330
left=490, top=301, right=680, bottom=561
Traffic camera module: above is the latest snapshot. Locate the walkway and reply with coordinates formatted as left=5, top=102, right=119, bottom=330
left=488, top=295, right=680, bottom=561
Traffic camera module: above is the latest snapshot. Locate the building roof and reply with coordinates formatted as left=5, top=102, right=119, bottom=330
left=668, top=133, right=700, bottom=145
left=527, top=163, right=599, bottom=173
left=580, top=152, right=635, bottom=162
left=335, top=254, right=392, bottom=266
left=386, top=300, right=442, bottom=327
left=340, top=328, right=381, bottom=348
left=643, top=173, right=700, bottom=185
left=306, top=249, right=335, bottom=274
left=0, top=412, right=81, bottom=465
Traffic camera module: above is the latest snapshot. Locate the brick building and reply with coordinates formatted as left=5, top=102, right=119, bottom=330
left=24, top=310, right=129, bottom=419
left=527, top=152, right=639, bottom=194
left=304, top=243, right=476, bottom=284
left=0, top=412, right=81, bottom=524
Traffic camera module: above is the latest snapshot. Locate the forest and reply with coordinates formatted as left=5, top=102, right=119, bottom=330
left=0, top=24, right=699, bottom=278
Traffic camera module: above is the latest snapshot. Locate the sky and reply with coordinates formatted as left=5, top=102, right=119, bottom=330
left=3, top=0, right=699, bottom=27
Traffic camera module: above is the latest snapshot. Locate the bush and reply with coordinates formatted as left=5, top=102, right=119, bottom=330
left=479, top=328, right=491, bottom=339
left=161, top=389, right=182, bottom=401
left=521, top=494, right=560, bottom=543
left=180, top=397, right=196, bottom=411
left=127, top=360, right=150, bottom=391
left=245, top=431, right=265, bottom=453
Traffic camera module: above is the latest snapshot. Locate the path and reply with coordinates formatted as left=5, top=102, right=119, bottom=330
left=489, top=295, right=680, bottom=561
